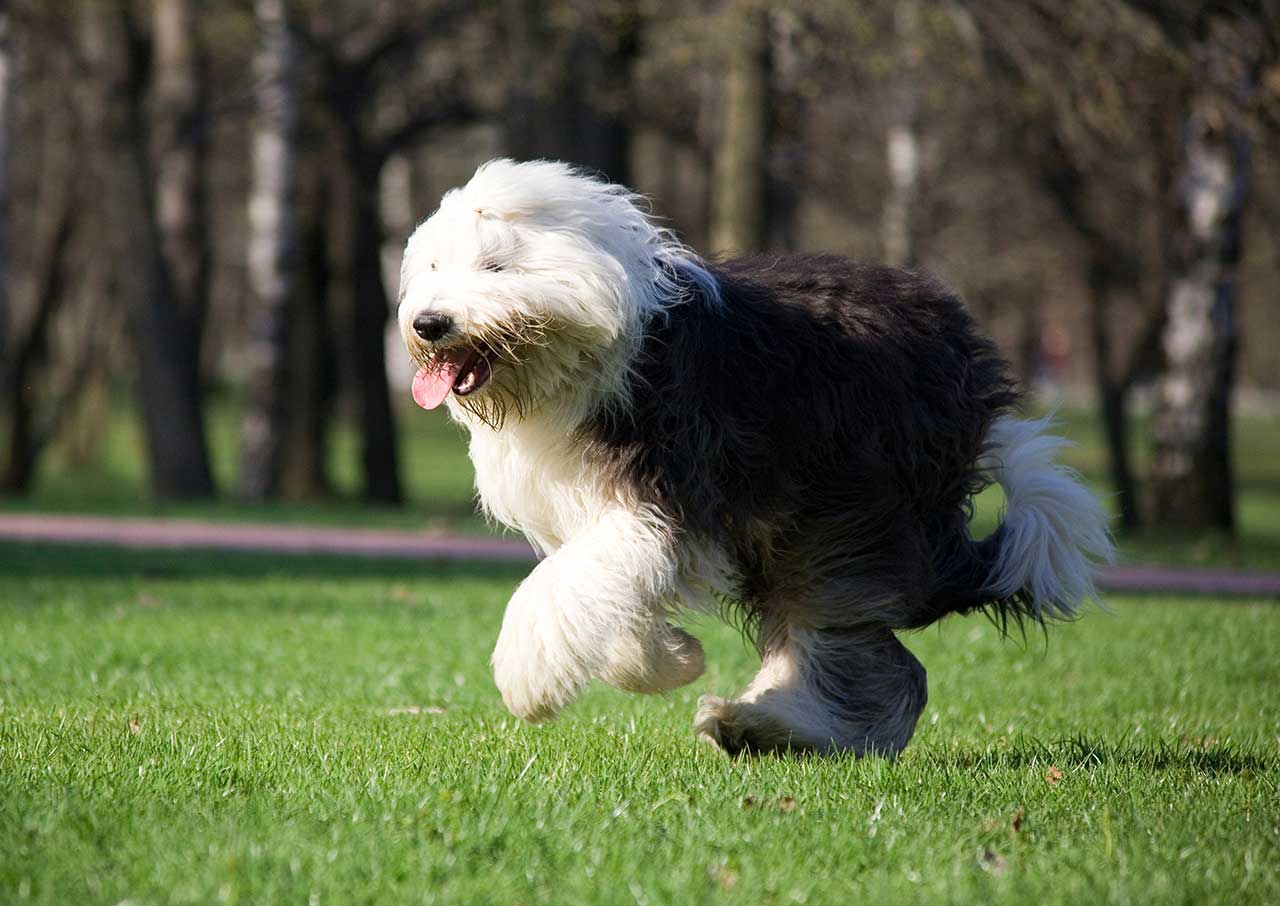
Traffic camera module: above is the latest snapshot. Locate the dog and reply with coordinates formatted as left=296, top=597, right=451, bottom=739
left=396, top=159, right=1113, bottom=756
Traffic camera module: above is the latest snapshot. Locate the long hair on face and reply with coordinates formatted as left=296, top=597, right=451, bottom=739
left=397, top=160, right=722, bottom=429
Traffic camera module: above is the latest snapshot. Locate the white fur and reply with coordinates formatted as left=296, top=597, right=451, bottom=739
left=398, top=159, right=717, bottom=424
left=980, top=416, right=1116, bottom=619
left=491, top=507, right=704, bottom=722
left=398, top=160, right=718, bottom=721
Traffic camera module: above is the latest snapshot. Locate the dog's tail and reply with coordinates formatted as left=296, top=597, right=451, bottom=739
left=971, top=416, right=1115, bottom=627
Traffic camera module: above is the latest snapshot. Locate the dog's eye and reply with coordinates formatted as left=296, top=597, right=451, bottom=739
left=430, top=260, right=439, bottom=271
left=479, top=260, right=505, bottom=272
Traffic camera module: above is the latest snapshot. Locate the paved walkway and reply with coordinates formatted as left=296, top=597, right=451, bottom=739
left=0, top=514, right=535, bottom=562
left=1, top=513, right=1278, bottom=598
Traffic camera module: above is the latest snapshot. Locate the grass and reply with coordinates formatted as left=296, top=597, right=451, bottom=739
left=10, top=394, right=485, bottom=533
left=2, top=543, right=1278, bottom=905
left=11, top=397, right=1280, bottom=569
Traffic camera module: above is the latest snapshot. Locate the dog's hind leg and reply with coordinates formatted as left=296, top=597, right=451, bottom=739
left=695, top=620, right=927, bottom=756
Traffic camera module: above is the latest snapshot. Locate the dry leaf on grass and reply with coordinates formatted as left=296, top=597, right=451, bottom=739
left=1045, top=765, right=1064, bottom=785
left=1180, top=734, right=1219, bottom=751
left=741, top=795, right=797, bottom=813
left=128, top=715, right=142, bottom=735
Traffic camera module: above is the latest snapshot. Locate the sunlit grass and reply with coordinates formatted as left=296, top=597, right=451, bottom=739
left=1, top=544, right=1277, bottom=905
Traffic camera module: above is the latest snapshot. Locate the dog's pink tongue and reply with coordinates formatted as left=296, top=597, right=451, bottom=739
left=411, top=356, right=465, bottom=410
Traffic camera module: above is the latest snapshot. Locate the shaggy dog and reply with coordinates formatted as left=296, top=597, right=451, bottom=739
left=397, top=159, right=1113, bottom=756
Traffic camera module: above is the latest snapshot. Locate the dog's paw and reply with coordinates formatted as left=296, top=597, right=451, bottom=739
left=491, top=626, right=588, bottom=724
left=495, top=671, right=572, bottom=724
left=694, top=694, right=744, bottom=755
left=694, top=695, right=812, bottom=756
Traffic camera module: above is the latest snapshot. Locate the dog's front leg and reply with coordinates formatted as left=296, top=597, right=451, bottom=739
left=491, top=509, right=704, bottom=723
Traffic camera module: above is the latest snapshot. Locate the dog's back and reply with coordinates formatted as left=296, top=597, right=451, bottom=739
left=584, top=253, right=1024, bottom=630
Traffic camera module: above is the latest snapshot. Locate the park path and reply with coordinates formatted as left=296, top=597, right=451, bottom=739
left=1, top=513, right=1278, bottom=598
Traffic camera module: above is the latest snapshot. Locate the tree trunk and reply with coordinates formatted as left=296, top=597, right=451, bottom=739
left=1087, top=264, right=1141, bottom=530
left=350, top=156, right=402, bottom=504
left=280, top=156, right=337, bottom=500
left=238, top=0, right=299, bottom=501
left=883, top=0, right=921, bottom=268
left=0, top=2, right=11, bottom=374
left=78, top=2, right=214, bottom=499
left=1029, top=123, right=1156, bottom=531
left=1, top=200, right=73, bottom=493
left=151, top=0, right=210, bottom=337
left=1148, top=14, right=1261, bottom=532
left=1015, top=290, right=1042, bottom=389
left=502, top=0, right=634, bottom=181
left=709, top=4, right=769, bottom=255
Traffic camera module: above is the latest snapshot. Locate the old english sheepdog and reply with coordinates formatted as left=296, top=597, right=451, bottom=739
left=397, top=159, right=1114, bottom=756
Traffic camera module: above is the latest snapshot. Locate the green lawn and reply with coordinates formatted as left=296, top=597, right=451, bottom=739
left=2, top=544, right=1277, bottom=905
left=10, top=396, right=485, bottom=533
left=11, top=398, right=1280, bottom=569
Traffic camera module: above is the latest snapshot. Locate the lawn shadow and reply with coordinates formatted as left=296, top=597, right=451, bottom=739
left=0, top=541, right=531, bottom=584
left=920, top=734, right=1277, bottom=776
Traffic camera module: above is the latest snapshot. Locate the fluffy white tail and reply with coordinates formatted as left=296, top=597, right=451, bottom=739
left=980, top=416, right=1115, bottom=621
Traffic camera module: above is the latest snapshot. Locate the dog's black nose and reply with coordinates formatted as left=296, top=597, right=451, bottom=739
left=413, top=311, right=453, bottom=342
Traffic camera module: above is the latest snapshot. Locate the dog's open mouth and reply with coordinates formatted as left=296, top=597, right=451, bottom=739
left=411, top=347, right=493, bottom=410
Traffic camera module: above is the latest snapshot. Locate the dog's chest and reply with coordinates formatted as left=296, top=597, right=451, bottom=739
left=467, top=427, right=607, bottom=554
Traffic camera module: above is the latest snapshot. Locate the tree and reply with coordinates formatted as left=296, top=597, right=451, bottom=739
left=77, top=0, right=215, bottom=499
left=882, top=0, right=921, bottom=268
left=957, top=0, right=1181, bottom=530
left=279, top=146, right=339, bottom=500
left=301, top=2, right=480, bottom=503
left=502, top=0, right=637, bottom=182
left=0, top=0, right=11, bottom=375
left=238, top=0, right=299, bottom=501
left=152, top=0, right=211, bottom=344
left=0, top=111, right=76, bottom=493
left=709, top=2, right=770, bottom=255
left=1147, top=4, right=1269, bottom=531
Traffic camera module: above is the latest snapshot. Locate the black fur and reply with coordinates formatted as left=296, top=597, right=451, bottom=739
left=581, top=254, right=1022, bottom=633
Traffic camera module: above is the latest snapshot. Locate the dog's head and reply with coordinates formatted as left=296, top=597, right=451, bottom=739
left=397, top=159, right=716, bottom=428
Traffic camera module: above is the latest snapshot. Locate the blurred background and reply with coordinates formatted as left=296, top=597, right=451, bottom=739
left=0, top=0, right=1277, bottom=563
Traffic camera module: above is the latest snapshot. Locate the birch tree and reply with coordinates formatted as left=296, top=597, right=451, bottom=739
left=239, top=0, right=299, bottom=501
left=882, top=0, right=921, bottom=268
left=1148, top=6, right=1268, bottom=531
